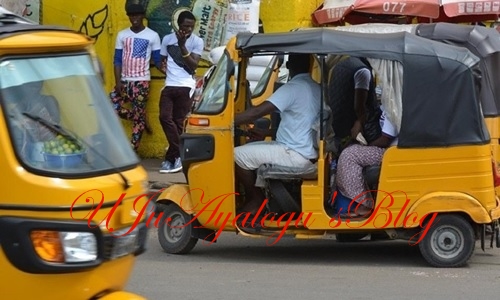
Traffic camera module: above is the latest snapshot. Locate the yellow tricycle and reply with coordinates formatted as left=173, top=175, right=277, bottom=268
left=155, top=27, right=500, bottom=267
left=0, top=10, right=149, bottom=299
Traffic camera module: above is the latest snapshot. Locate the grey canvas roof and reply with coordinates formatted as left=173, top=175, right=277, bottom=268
left=236, top=29, right=489, bottom=147
left=415, top=23, right=500, bottom=117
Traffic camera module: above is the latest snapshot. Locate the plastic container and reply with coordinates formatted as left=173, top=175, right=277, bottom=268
left=331, top=189, right=354, bottom=214
left=28, top=142, right=45, bottom=163
left=43, top=152, right=84, bottom=168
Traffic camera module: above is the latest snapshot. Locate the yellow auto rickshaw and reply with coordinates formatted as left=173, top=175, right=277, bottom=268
left=155, top=28, right=500, bottom=267
left=0, top=10, right=149, bottom=299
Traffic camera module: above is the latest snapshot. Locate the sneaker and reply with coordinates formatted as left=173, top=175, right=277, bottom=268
left=170, top=157, right=182, bottom=173
left=159, top=160, right=172, bottom=173
left=159, top=158, right=182, bottom=174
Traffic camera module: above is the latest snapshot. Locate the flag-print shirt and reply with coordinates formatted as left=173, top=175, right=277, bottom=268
left=115, top=27, right=161, bottom=81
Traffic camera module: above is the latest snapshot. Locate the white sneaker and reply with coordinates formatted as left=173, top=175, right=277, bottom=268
left=159, top=160, right=172, bottom=173
left=159, top=158, right=182, bottom=173
left=170, top=157, right=182, bottom=173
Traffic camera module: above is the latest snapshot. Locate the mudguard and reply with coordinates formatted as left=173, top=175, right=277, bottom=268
left=406, top=192, right=491, bottom=225
left=156, top=184, right=194, bottom=213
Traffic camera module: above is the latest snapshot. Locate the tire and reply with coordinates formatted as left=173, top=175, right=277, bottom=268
left=418, top=214, right=475, bottom=268
left=158, top=203, right=198, bottom=254
left=336, top=233, right=369, bottom=242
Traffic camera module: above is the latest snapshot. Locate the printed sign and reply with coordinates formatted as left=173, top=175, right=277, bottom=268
left=223, top=0, right=261, bottom=44
left=192, top=0, right=228, bottom=61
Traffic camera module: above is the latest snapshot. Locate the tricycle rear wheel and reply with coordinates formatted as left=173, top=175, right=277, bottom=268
left=158, top=203, right=198, bottom=254
left=418, top=214, right=475, bottom=267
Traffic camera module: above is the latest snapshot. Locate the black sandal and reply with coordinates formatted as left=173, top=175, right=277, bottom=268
left=236, top=214, right=264, bottom=233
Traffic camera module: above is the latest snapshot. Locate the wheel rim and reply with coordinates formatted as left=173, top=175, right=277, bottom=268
left=430, top=224, right=464, bottom=260
left=163, top=211, right=187, bottom=244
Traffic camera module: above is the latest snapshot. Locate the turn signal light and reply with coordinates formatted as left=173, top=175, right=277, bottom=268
left=188, top=117, right=210, bottom=126
left=30, top=230, right=65, bottom=263
left=30, top=230, right=98, bottom=263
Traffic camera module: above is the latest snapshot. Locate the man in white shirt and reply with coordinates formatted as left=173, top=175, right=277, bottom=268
left=159, top=10, right=204, bottom=173
left=111, top=3, right=162, bottom=152
left=234, top=54, right=321, bottom=215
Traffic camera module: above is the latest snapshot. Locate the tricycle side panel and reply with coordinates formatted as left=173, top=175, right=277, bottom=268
left=377, top=145, right=495, bottom=226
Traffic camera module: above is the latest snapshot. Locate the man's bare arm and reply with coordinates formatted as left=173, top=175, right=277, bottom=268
left=235, top=101, right=276, bottom=126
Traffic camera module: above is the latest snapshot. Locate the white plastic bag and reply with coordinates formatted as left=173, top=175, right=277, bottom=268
left=223, top=0, right=260, bottom=44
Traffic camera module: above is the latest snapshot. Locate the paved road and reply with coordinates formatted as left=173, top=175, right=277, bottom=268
left=127, top=229, right=500, bottom=300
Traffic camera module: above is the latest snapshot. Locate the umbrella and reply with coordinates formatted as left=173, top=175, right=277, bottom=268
left=312, top=0, right=500, bottom=25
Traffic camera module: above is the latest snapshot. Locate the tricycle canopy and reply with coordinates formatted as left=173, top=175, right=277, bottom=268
left=334, top=22, right=500, bottom=117
left=235, top=29, right=489, bottom=147
left=415, top=23, right=500, bottom=117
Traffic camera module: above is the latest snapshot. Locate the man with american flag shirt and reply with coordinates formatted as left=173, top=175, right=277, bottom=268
left=111, top=3, right=163, bottom=152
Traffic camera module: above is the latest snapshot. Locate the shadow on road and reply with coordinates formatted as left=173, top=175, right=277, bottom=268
left=153, top=232, right=427, bottom=267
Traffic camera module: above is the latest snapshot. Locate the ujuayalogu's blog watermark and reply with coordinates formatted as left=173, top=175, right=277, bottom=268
left=69, top=188, right=438, bottom=246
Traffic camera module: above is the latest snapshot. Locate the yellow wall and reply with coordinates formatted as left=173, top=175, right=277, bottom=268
left=260, top=0, right=323, bottom=32
left=41, top=0, right=322, bottom=158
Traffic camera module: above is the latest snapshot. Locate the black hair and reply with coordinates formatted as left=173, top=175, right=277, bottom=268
left=288, top=53, right=310, bottom=73
left=177, top=11, right=196, bottom=27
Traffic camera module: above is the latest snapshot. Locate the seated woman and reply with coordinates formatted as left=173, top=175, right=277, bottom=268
left=335, top=107, right=398, bottom=216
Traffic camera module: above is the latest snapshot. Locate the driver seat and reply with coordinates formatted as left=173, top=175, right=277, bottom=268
left=256, top=163, right=318, bottom=214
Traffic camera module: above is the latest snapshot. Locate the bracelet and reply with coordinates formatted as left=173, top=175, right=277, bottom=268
left=182, top=52, right=191, bottom=58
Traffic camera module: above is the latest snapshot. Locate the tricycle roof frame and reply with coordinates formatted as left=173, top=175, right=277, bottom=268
left=235, top=29, right=489, bottom=147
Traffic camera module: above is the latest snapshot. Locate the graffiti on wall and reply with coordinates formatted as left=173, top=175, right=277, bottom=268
left=126, top=0, right=192, bottom=38
left=0, top=0, right=40, bottom=23
left=78, top=5, right=109, bottom=41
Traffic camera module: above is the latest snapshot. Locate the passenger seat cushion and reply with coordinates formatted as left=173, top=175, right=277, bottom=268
left=255, top=163, right=317, bottom=187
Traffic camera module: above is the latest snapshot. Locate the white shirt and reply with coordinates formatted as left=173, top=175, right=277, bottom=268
left=160, top=33, right=204, bottom=88
left=354, top=68, right=371, bottom=90
left=115, top=27, right=161, bottom=81
left=380, top=109, right=398, bottom=146
left=268, top=73, right=321, bottom=159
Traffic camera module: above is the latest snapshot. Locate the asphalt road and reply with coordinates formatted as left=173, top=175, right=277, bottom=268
left=126, top=229, right=500, bottom=299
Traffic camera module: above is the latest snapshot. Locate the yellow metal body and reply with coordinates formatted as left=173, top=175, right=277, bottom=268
left=484, top=117, right=500, bottom=198
left=0, top=29, right=147, bottom=299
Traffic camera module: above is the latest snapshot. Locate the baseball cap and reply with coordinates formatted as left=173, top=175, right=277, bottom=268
left=126, top=4, right=145, bottom=15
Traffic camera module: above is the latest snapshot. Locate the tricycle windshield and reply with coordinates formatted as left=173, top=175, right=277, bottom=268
left=0, top=53, right=139, bottom=175
left=194, top=53, right=230, bottom=114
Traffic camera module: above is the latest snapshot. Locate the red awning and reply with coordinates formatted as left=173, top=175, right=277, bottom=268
left=313, top=0, right=500, bottom=25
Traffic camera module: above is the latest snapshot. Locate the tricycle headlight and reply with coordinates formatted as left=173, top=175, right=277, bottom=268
left=61, top=232, right=98, bottom=262
left=30, top=230, right=97, bottom=263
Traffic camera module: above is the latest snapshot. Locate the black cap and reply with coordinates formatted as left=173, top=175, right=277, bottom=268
left=126, top=4, right=145, bottom=15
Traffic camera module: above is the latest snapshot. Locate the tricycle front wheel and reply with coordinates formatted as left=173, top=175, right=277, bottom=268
left=158, top=203, right=198, bottom=254
left=418, top=214, right=475, bottom=267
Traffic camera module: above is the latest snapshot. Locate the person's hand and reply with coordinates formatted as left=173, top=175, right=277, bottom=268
left=114, top=82, right=124, bottom=95
left=350, top=120, right=362, bottom=139
left=176, top=29, right=187, bottom=47
left=161, top=60, right=167, bottom=73
left=248, top=127, right=268, bottom=141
